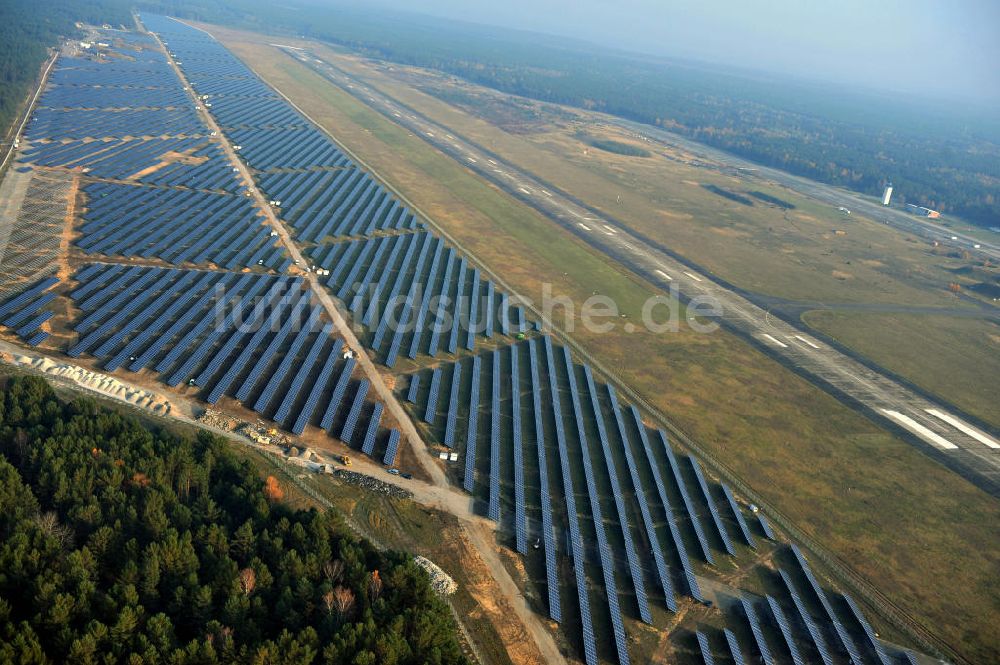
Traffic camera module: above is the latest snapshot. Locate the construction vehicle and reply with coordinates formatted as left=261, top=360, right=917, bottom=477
left=339, top=455, right=352, bottom=466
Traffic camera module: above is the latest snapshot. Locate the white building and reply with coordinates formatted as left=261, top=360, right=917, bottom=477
left=881, top=185, right=893, bottom=206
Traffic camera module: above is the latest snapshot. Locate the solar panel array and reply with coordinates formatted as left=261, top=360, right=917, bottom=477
left=402, top=336, right=781, bottom=665
left=308, top=233, right=531, bottom=364
left=78, top=182, right=283, bottom=268
left=142, top=14, right=426, bottom=241
left=60, top=264, right=399, bottom=462
left=19, top=32, right=241, bottom=194
left=141, top=16, right=538, bottom=362
left=0, top=276, right=60, bottom=346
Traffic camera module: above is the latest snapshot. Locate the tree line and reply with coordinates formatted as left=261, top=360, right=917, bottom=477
left=136, top=0, right=1000, bottom=227
left=0, top=374, right=469, bottom=664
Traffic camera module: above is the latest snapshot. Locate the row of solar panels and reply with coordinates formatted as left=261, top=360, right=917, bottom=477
left=25, top=107, right=203, bottom=141
left=60, top=264, right=398, bottom=463
left=405, top=337, right=784, bottom=665
left=78, top=182, right=286, bottom=270
left=40, top=84, right=191, bottom=110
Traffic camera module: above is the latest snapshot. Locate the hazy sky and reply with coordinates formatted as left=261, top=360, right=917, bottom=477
left=360, top=0, right=1000, bottom=102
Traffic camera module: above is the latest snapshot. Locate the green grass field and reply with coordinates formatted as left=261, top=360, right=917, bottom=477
left=207, top=28, right=1000, bottom=664
left=805, top=310, right=1000, bottom=429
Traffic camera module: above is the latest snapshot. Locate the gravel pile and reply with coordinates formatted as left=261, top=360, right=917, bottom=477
left=413, top=556, right=457, bottom=596
left=334, top=469, right=412, bottom=499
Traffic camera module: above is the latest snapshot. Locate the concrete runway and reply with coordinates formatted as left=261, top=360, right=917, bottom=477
left=283, top=47, right=1000, bottom=496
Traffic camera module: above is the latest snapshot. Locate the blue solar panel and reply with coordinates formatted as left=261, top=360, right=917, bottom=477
left=0, top=276, right=59, bottom=318
left=443, top=361, right=462, bottom=448
left=843, top=594, right=893, bottom=665
left=724, top=628, right=746, bottom=665
left=688, top=457, right=736, bottom=556
left=383, top=430, right=401, bottom=466
left=488, top=350, right=501, bottom=522
left=511, top=344, right=527, bottom=554
left=462, top=355, right=482, bottom=493
left=721, top=485, right=756, bottom=549
left=423, top=367, right=442, bottom=424
left=528, top=339, right=561, bottom=622
left=695, top=631, right=715, bottom=665
left=765, top=595, right=805, bottom=665
left=740, top=596, right=776, bottom=665
left=340, top=380, right=369, bottom=443
left=406, top=374, right=421, bottom=403
left=361, top=402, right=383, bottom=455
left=232, top=293, right=313, bottom=401
left=251, top=305, right=322, bottom=411
left=320, top=357, right=357, bottom=431
left=758, top=512, right=776, bottom=540
left=273, top=324, right=333, bottom=426
left=4, top=291, right=56, bottom=328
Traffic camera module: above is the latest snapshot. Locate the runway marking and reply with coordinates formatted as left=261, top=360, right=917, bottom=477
left=578, top=223, right=591, bottom=231
left=683, top=271, right=703, bottom=282
left=602, top=225, right=617, bottom=234
left=925, top=409, right=1000, bottom=449
left=467, top=157, right=477, bottom=163
left=488, top=159, right=497, bottom=165
left=655, top=269, right=672, bottom=281
left=761, top=333, right=788, bottom=348
left=446, top=134, right=454, bottom=139
left=393, top=112, right=401, bottom=117
left=794, top=335, right=821, bottom=349
left=542, top=189, right=552, bottom=196
left=881, top=409, right=959, bottom=450
left=425, top=131, right=435, bottom=137
left=519, top=187, right=531, bottom=194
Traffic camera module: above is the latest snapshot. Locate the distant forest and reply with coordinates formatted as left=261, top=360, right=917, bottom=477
left=0, top=0, right=133, bottom=141
left=0, top=375, right=469, bottom=664
left=137, top=1, right=1000, bottom=227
